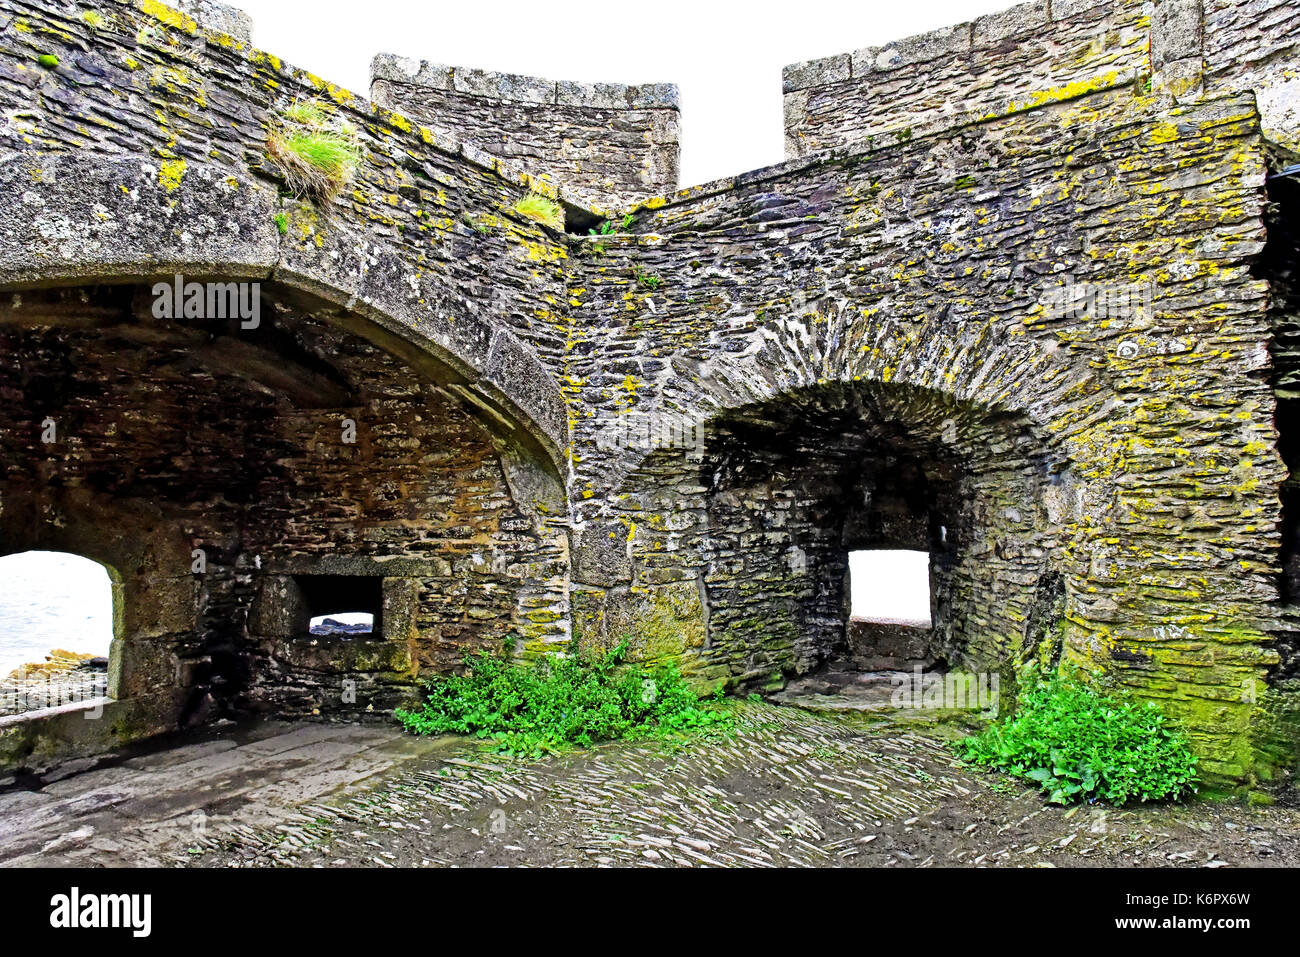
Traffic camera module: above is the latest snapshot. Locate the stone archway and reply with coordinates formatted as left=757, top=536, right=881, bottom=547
left=0, top=152, right=571, bottom=477
left=634, top=381, right=1067, bottom=690
left=0, top=276, right=568, bottom=769
left=567, top=373, right=1071, bottom=703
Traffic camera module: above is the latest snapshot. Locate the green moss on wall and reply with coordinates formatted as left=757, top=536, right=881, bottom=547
left=1249, top=679, right=1300, bottom=788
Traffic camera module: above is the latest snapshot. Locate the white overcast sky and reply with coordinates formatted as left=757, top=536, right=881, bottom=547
left=233, top=0, right=1019, bottom=187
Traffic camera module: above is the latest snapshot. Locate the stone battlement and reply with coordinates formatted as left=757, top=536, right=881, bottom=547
left=371, top=54, right=680, bottom=209
left=782, top=0, right=1300, bottom=158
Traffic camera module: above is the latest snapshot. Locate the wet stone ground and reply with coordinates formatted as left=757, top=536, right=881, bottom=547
left=4, top=701, right=1300, bottom=868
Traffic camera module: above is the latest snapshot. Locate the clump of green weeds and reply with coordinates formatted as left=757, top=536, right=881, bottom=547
left=958, top=667, right=1198, bottom=805
left=265, top=98, right=362, bottom=204
left=396, top=640, right=730, bottom=758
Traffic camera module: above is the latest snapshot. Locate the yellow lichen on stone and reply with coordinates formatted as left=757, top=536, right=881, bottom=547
left=1150, top=122, right=1180, bottom=144
left=140, top=0, right=197, bottom=35
left=157, top=157, right=186, bottom=191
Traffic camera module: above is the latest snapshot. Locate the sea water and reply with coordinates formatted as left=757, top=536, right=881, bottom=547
left=0, top=551, right=113, bottom=675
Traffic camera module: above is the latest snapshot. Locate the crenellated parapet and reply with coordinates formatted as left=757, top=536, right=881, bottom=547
left=782, top=0, right=1300, bottom=159
left=371, top=54, right=680, bottom=211
left=781, top=0, right=1151, bottom=158
left=1202, top=0, right=1300, bottom=153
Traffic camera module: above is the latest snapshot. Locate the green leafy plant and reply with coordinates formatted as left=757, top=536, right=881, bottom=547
left=957, top=668, right=1197, bottom=805
left=396, top=641, right=730, bottom=757
left=586, top=213, right=636, bottom=255
left=265, top=99, right=361, bottom=204
left=586, top=221, right=614, bottom=256
left=512, top=192, right=565, bottom=231
left=36, top=54, right=59, bottom=68
left=635, top=269, right=662, bottom=290
left=588, top=212, right=636, bottom=238
left=272, top=211, right=289, bottom=235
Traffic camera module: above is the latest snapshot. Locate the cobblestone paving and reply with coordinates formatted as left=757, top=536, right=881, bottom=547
left=176, top=703, right=1300, bottom=869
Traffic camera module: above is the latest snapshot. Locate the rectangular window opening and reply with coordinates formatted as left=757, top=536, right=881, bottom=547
left=294, top=575, right=383, bottom=638
left=848, top=549, right=931, bottom=627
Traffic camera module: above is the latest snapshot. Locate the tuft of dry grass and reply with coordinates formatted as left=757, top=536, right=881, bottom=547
left=282, top=100, right=328, bottom=126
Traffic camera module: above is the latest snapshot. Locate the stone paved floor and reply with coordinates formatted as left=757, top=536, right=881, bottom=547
left=3, top=702, right=1299, bottom=868
left=0, top=720, right=449, bottom=866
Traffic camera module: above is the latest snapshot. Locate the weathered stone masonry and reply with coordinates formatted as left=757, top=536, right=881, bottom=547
left=371, top=54, right=680, bottom=211
left=566, top=0, right=1300, bottom=784
left=0, top=0, right=576, bottom=768
left=1, top=287, right=566, bottom=723
left=0, top=0, right=1298, bottom=787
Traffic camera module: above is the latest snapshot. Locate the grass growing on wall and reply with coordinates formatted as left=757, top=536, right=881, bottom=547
left=958, top=667, right=1198, bottom=805
left=265, top=99, right=362, bottom=204
left=511, top=192, right=565, bottom=231
left=396, top=641, right=730, bottom=757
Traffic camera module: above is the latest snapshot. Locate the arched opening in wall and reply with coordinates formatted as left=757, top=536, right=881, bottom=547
left=694, top=381, right=1065, bottom=702
left=0, top=551, right=114, bottom=717
left=2, top=279, right=562, bottom=736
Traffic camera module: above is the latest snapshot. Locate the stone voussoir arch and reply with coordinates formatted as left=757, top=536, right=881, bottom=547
left=574, top=298, right=1093, bottom=502
left=568, top=300, right=1087, bottom=689
left=0, top=150, right=568, bottom=473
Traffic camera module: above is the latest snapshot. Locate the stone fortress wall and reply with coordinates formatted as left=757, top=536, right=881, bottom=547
left=0, top=0, right=1298, bottom=788
left=0, top=0, right=577, bottom=768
